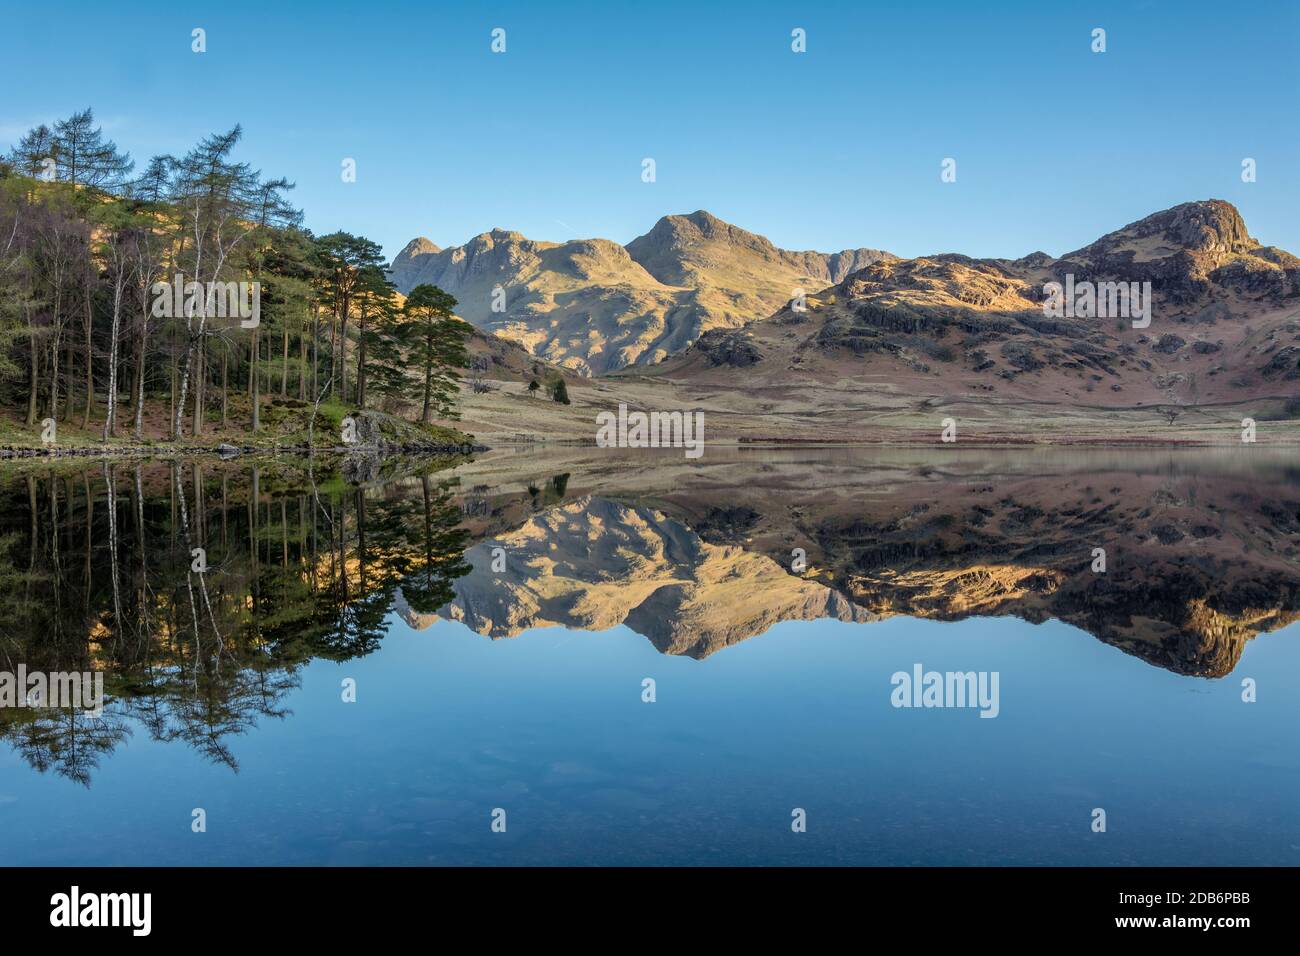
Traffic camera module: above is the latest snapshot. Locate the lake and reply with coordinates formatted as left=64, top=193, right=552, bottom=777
left=1, top=446, right=1297, bottom=865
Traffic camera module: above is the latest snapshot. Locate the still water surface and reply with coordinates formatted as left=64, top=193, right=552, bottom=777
left=1, top=448, right=1297, bottom=865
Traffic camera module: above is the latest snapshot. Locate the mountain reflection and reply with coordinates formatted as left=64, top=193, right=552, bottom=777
left=1, top=447, right=1297, bottom=785
left=426, top=448, right=1300, bottom=675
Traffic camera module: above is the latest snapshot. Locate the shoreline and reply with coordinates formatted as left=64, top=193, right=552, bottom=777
left=4, top=435, right=1293, bottom=462
left=0, top=442, right=488, bottom=461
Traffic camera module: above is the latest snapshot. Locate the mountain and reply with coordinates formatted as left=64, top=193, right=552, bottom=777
left=388, top=212, right=893, bottom=375
left=388, top=229, right=686, bottom=376
left=624, top=200, right=1300, bottom=433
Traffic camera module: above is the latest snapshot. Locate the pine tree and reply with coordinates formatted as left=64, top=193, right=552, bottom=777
left=6, top=124, right=56, bottom=180
left=396, top=284, right=470, bottom=423
left=51, top=108, right=134, bottom=194
left=315, top=232, right=386, bottom=405
left=352, top=262, right=397, bottom=409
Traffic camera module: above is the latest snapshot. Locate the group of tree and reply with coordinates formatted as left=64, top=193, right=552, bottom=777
left=0, top=108, right=471, bottom=444
left=526, top=372, right=570, bottom=404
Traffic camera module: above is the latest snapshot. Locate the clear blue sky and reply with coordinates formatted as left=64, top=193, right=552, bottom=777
left=3, top=0, right=1296, bottom=262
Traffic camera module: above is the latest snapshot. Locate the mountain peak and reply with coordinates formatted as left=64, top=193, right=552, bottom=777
left=625, top=212, right=783, bottom=282
left=681, top=209, right=725, bottom=229
left=1065, top=199, right=1256, bottom=261
left=638, top=209, right=767, bottom=247
left=397, top=236, right=440, bottom=258
left=1050, top=199, right=1279, bottom=304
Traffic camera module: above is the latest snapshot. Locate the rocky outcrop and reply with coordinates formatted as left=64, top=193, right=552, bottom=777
left=1260, top=345, right=1300, bottom=379
left=1051, top=199, right=1291, bottom=306
left=694, top=329, right=762, bottom=367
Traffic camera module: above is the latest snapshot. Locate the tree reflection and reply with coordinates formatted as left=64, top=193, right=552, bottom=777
left=0, top=456, right=472, bottom=785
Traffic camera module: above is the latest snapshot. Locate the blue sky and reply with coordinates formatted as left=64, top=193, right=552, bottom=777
left=3, top=0, right=1296, bottom=261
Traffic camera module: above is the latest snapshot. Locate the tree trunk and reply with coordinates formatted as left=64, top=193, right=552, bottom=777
left=133, top=320, right=147, bottom=440
left=298, top=314, right=307, bottom=401
left=47, top=283, right=62, bottom=422
left=192, top=332, right=205, bottom=437
left=82, top=288, right=93, bottom=429
left=130, top=317, right=143, bottom=436
left=312, top=304, right=319, bottom=400
left=250, top=326, right=260, bottom=432
left=339, top=291, right=349, bottom=405
left=26, top=308, right=39, bottom=427
left=50, top=327, right=61, bottom=425
left=357, top=303, right=367, bottom=410
left=422, top=333, right=432, bottom=423
left=102, top=272, right=124, bottom=442
left=170, top=321, right=183, bottom=440
left=174, top=337, right=196, bottom=439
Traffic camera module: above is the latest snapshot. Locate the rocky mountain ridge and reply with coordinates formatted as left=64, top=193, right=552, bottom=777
left=389, top=211, right=893, bottom=375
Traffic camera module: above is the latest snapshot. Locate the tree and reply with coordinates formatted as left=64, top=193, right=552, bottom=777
left=96, top=214, right=137, bottom=440
left=547, top=376, right=571, bottom=405
left=26, top=189, right=90, bottom=426
left=527, top=378, right=540, bottom=398
left=468, top=354, right=491, bottom=393
left=6, top=125, right=56, bottom=181
left=351, top=262, right=397, bottom=409
left=48, top=111, right=135, bottom=428
left=167, top=126, right=297, bottom=438
left=315, top=232, right=385, bottom=406
left=257, top=226, right=318, bottom=414
left=51, top=108, right=134, bottom=194
left=0, top=181, right=36, bottom=417
left=243, top=175, right=303, bottom=433
left=122, top=166, right=171, bottom=438
left=132, top=155, right=173, bottom=203
left=362, top=301, right=411, bottom=414
left=396, top=284, right=470, bottom=423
